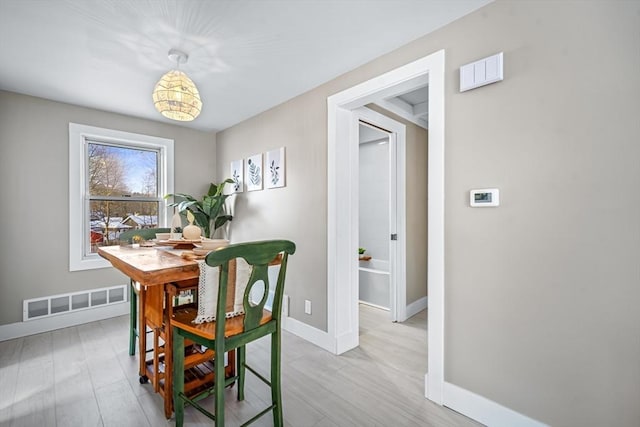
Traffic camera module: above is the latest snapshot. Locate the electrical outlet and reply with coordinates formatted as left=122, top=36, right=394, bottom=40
left=304, top=299, right=312, bottom=315
left=282, top=294, right=289, bottom=316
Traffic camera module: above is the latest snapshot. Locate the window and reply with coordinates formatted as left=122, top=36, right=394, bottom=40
left=69, top=123, right=174, bottom=271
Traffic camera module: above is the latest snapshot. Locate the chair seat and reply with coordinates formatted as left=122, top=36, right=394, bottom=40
left=171, top=306, right=273, bottom=340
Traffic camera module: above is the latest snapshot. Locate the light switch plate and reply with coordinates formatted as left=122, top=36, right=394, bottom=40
left=460, top=52, right=504, bottom=92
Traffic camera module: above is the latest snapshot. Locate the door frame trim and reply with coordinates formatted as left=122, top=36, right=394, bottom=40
left=327, top=49, right=445, bottom=403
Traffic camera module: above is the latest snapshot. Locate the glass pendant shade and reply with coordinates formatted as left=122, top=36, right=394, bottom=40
left=152, top=69, right=202, bottom=122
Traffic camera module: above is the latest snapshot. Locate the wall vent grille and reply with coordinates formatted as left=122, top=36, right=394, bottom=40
left=23, top=285, right=127, bottom=321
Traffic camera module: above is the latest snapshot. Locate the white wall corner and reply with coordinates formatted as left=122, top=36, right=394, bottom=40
left=425, top=372, right=430, bottom=398
left=406, top=296, right=427, bottom=319
left=283, top=316, right=335, bottom=353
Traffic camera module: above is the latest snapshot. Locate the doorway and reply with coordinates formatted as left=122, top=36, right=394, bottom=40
left=358, top=122, right=392, bottom=314
left=327, top=50, right=445, bottom=404
left=356, top=108, right=406, bottom=323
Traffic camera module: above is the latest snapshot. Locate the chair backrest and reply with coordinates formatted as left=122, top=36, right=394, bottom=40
left=205, top=240, right=295, bottom=334
left=119, top=227, right=171, bottom=243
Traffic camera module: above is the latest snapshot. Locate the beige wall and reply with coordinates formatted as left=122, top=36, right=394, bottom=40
left=215, top=97, right=329, bottom=328
left=442, top=2, right=639, bottom=426
left=0, top=90, right=216, bottom=326
left=406, top=123, right=428, bottom=305
left=216, top=1, right=640, bottom=425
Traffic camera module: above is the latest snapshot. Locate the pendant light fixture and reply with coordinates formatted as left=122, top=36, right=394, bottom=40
left=152, top=49, right=202, bottom=122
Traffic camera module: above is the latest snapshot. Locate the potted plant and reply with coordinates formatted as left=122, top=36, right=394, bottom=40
left=131, top=235, right=143, bottom=248
left=171, top=226, right=183, bottom=240
left=165, top=179, right=234, bottom=239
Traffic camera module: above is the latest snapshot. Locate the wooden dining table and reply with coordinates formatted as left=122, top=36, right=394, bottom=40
left=98, top=244, right=230, bottom=418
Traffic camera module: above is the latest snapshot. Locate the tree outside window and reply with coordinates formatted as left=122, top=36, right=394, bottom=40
left=87, top=142, right=159, bottom=252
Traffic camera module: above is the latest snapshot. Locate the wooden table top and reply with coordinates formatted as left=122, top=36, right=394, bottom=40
left=98, top=245, right=200, bottom=286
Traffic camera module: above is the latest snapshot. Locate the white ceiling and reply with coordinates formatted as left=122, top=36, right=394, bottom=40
left=378, top=85, right=430, bottom=129
left=0, top=0, right=490, bottom=132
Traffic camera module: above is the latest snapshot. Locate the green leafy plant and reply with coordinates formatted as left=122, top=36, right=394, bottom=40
left=358, top=247, right=366, bottom=255
left=165, top=179, right=234, bottom=238
left=172, top=226, right=182, bottom=233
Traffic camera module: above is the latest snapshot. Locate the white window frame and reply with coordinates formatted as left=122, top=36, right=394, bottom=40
left=69, top=123, right=174, bottom=271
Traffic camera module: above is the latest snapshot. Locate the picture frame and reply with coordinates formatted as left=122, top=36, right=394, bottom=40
left=245, top=153, right=263, bottom=191
left=230, top=159, right=244, bottom=193
left=265, top=147, right=286, bottom=189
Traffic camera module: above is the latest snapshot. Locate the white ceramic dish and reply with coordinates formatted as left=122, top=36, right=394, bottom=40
left=192, top=248, right=211, bottom=256
left=200, top=239, right=230, bottom=250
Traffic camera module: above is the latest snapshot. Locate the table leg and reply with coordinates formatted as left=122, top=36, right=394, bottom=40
left=128, top=280, right=137, bottom=356
left=144, top=285, right=164, bottom=392
left=163, top=284, right=174, bottom=419
left=138, top=285, right=147, bottom=379
left=162, top=280, right=197, bottom=418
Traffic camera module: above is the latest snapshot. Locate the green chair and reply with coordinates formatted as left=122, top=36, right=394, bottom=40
left=171, top=239, right=295, bottom=427
left=118, top=227, right=171, bottom=356
left=119, top=227, right=171, bottom=244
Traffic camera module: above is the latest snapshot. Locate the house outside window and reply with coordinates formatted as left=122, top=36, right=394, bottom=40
left=69, top=123, right=174, bottom=271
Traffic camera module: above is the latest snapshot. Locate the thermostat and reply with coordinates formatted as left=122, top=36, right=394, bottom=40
left=470, top=188, right=499, bottom=207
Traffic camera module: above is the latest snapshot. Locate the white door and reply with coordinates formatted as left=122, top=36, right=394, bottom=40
left=355, top=107, right=407, bottom=322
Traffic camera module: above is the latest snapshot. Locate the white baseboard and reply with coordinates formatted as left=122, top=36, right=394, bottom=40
left=0, top=302, right=129, bottom=342
left=442, top=381, right=548, bottom=427
left=406, top=296, right=427, bottom=318
left=282, top=299, right=427, bottom=355
left=359, top=300, right=390, bottom=311
left=282, top=316, right=334, bottom=352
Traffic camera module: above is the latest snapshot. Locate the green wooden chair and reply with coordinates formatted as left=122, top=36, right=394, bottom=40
left=119, top=227, right=171, bottom=244
left=171, top=239, right=296, bottom=427
left=118, top=227, right=171, bottom=356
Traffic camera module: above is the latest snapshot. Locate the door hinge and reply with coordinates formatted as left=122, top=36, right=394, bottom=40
left=390, top=234, right=397, bottom=241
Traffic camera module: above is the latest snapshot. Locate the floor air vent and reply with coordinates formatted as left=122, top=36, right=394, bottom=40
left=23, top=285, right=127, bottom=321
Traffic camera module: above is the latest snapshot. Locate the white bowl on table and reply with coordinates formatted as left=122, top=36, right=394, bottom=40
left=198, top=239, right=230, bottom=250
left=155, top=232, right=171, bottom=241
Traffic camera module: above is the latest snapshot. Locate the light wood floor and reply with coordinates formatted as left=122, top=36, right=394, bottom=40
left=0, top=305, right=479, bottom=426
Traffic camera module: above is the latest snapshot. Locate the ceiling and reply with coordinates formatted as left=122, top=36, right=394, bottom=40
left=378, top=85, right=430, bottom=129
left=0, top=0, right=491, bottom=132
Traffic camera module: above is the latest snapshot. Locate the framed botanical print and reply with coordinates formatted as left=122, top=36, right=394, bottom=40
left=230, top=159, right=243, bottom=193
left=266, top=147, right=285, bottom=189
left=245, top=153, right=263, bottom=191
